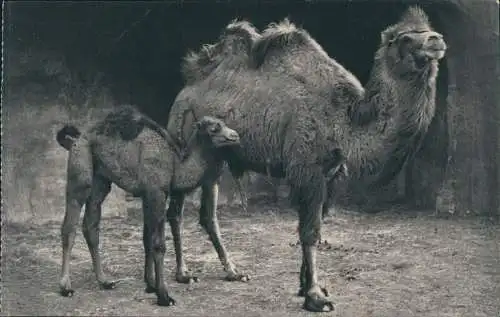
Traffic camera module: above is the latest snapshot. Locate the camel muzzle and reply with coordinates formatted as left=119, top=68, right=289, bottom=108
left=214, top=130, right=240, bottom=147
left=225, top=131, right=241, bottom=143
left=424, top=33, right=447, bottom=59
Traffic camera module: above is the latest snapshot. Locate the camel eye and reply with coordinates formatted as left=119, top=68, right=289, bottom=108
left=210, top=123, right=221, bottom=133
left=399, top=35, right=412, bottom=44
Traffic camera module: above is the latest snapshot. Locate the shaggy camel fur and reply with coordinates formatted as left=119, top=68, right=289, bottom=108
left=56, top=105, right=241, bottom=306
left=166, top=7, right=446, bottom=312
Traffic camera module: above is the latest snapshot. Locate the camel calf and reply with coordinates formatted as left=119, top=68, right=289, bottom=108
left=56, top=105, right=240, bottom=306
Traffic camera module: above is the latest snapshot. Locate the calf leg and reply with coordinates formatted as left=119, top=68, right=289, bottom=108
left=59, top=183, right=91, bottom=297
left=142, top=208, right=155, bottom=294
left=144, top=189, right=175, bottom=306
left=167, top=192, right=198, bottom=283
left=199, top=182, right=249, bottom=282
left=59, top=139, right=94, bottom=297
left=82, top=176, right=116, bottom=290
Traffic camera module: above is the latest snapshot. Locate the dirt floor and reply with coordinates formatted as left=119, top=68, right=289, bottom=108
left=2, top=46, right=498, bottom=316
left=2, top=193, right=499, bottom=317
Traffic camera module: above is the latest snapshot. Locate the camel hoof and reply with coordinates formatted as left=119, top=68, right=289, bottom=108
left=224, top=272, right=250, bottom=282
left=59, top=288, right=75, bottom=297
left=303, top=293, right=334, bottom=312
left=145, top=285, right=157, bottom=294
left=157, top=292, right=176, bottom=306
left=99, top=280, right=117, bottom=290
left=176, top=273, right=199, bottom=284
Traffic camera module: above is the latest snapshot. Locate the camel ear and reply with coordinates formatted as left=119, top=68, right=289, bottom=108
left=65, top=135, right=77, bottom=142
left=381, top=25, right=397, bottom=45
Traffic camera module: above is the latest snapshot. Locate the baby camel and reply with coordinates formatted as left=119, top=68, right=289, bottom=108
left=56, top=105, right=240, bottom=306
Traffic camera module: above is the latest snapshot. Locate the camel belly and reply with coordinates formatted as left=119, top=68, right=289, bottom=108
left=93, top=136, right=174, bottom=194
left=171, top=160, right=225, bottom=192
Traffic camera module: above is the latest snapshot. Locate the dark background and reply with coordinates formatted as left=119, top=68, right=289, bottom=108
left=4, top=1, right=449, bottom=125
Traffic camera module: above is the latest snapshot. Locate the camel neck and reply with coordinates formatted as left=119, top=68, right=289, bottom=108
left=171, top=136, right=223, bottom=191
left=365, top=57, right=438, bottom=128
left=344, top=55, right=438, bottom=182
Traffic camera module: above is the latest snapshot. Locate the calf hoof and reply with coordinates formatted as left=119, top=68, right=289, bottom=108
left=297, top=287, right=328, bottom=297
left=59, top=277, right=74, bottom=297
left=157, top=292, right=176, bottom=307
left=224, top=272, right=250, bottom=282
left=145, top=285, right=157, bottom=294
left=99, top=280, right=117, bottom=290
left=59, top=288, right=75, bottom=297
left=176, top=273, right=199, bottom=284
left=303, top=287, right=334, bottom=312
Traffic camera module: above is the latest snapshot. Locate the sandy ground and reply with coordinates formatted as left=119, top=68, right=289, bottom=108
left=2, top=194, right=499, bottom=317
left=1, top=95, right=498, bottom=316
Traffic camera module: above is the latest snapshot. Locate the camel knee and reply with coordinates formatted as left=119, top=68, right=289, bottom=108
left=152, top=239, right=166, bottom=255
left=298, top=204, right=323, bottom=246
left=295, top=185, right=324, bottom=246
left=61, top=221, right=78, bottom=241
left=82, top=220, right=99, bottom=245
left=61, top=196, right=89, bottom=243
left=151, top=223, right=167, bottom=255
left=299, top=225, right=321, bottom=246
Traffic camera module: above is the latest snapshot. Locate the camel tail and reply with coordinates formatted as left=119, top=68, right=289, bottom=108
left=56, top=124, right=81, bottom=150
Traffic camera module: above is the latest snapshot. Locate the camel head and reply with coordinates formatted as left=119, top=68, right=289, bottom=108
left=380, top=6, right=447, bottom=76
left=56, top=124, right=81, bottom=150
left=195, top=116, right=241, bottom=148
left=181, top=20, right=260, bottom=84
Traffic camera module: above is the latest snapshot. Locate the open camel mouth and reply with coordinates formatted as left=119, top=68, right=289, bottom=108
left=424, top=48, right=446, bottom=59
left=214, top=135, right=241, bottom=147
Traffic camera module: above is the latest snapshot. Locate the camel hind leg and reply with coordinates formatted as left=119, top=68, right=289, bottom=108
left=142, top=197, right=155, bottom=293
left=59, top=148, right=93, bottom=297
left=199, top=182, right=249, bottom=282
left=59, top=184, right=91, bottom=297
left=167, top=191, right=199, bottom=284
left=82, top=175, right=116, bottom=290
left=143, top=189, right=175, bottom=306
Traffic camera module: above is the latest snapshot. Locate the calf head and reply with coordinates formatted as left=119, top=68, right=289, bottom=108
left=196, top=116, right=241, bottom=147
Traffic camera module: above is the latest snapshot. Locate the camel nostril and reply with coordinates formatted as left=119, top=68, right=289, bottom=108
left=228, top=131, right=239, bottom=140
left=425, top=33, right=446, bottom=52
left=427, top=33, right=443, bottom=43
